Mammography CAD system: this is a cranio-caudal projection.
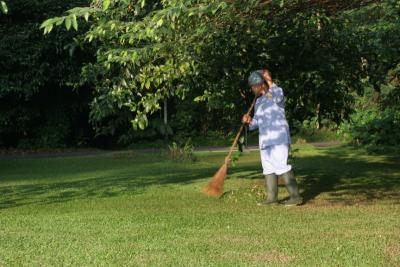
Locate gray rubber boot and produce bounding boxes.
[257,174,278,205]
[281,170,303,206]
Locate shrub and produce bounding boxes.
[167,138,197,162]
[339,106,400,148]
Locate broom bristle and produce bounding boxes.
[203,163,228,197]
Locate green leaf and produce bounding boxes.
[40,19,54,34]
[84,12,89,22]
[145,80,151,89]
[71,14,78,31]
[55,18,64,26]
[1,1,8,14]
[39,20,49,29]
[103,0,110,11]
[156,18,163,27]
[194,96,204,102]
[46,24,53,34]
[138,119,145,130]
[65,17,72,30]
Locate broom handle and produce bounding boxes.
[226,95,257,160]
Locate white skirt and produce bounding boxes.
[260,143,292,175]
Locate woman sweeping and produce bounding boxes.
[242,69,303,206]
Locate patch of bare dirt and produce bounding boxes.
[311,141,342,147]
[386,243,400,266]
[0,148,106,159]
[244,250,296,264]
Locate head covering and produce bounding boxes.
[248,70,264,86]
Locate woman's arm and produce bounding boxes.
[248,116,259,131]
[270,85,284,104]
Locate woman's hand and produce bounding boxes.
[242,114,252,124]
[261,69,273,88]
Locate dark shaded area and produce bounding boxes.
[295,147,400,205]
[0,0,96,149]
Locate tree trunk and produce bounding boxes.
[163,99,168,125]
[316,103,321,130]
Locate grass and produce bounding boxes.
[0,144,399,266]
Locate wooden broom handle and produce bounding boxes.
[226,95,257,160]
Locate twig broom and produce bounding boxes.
[203,96,257,197]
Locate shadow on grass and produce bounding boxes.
[294,146,400,205]
[229,146,400,205]
[0,164,218,209]
[1,146,399,209]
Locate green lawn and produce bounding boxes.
[0,145,399,266]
